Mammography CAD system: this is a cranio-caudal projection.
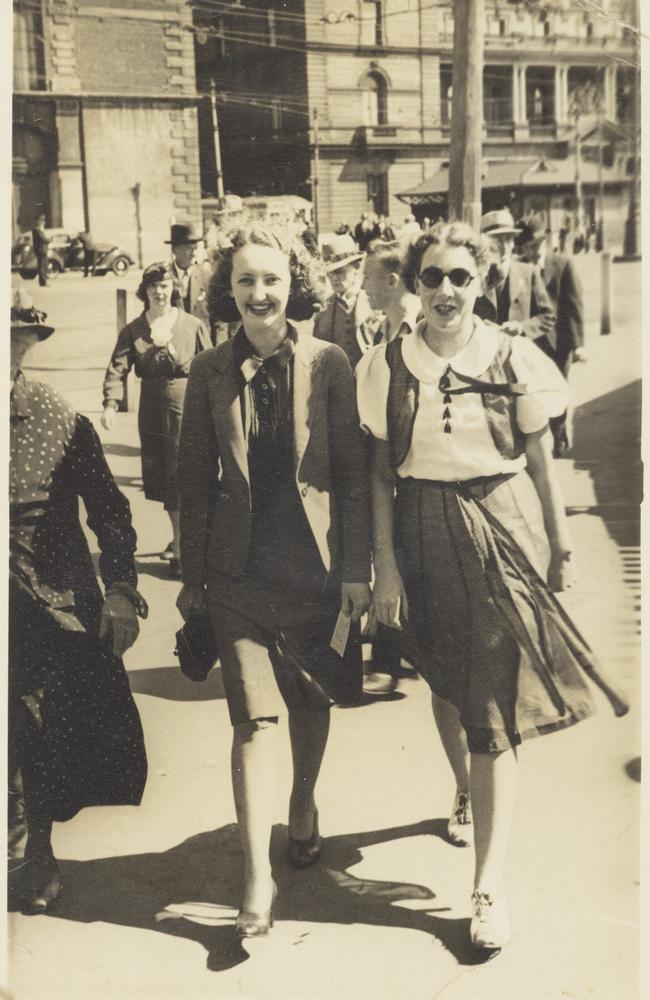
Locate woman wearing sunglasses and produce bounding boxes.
[356,221,626,952]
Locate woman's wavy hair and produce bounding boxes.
[208,222,327,324]
[402,221,490,294]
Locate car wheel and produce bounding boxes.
[47,259,62,276]
[111,256,130,275]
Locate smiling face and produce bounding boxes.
[145,279,174,310]
[230,242,292,336]
[416,243,480,337]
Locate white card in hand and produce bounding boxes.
[330,610,351,658]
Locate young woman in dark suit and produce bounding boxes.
[176,224,371,938]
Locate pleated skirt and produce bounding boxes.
[395,471,627,754]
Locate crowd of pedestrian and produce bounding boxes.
[9,200,628,959]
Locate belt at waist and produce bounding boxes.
[396,472,517,493]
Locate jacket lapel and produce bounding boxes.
[211,346,250,484]
[293,333,314,473]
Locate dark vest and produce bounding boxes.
[385,332,526,470]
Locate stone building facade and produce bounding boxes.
[12,0,202,263]
[191,0,637,248]
[304,0,638,241]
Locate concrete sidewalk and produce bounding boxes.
[6,263,641,1000]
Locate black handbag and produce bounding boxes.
[174,613,219,682]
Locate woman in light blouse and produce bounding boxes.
[101,263,211,577]
[356,221,626,952]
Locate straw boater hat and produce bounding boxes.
[165,221,202,244]
[480,209,522,237]
[322,233,365,272]
[10,287,55,340]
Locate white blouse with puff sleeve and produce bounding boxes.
[355,317,569,482]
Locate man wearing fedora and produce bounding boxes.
[166,221,218,344]
[9,288,147,914]
[313,233,382,370]
[518,216,586,457]
[474,208,555,344]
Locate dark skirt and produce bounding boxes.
[208,485,362,725]
[395,471,627,754]
[138,377,187,510]
[9,605,147,822]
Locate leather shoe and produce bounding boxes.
[22,852,62,914]
[235,880,277,938]
[470,889,510,950]
[287,809,322,869]
[447,789,473,847]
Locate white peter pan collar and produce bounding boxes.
[402,317,499,384]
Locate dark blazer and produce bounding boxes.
[313,290,380,370]
[178,328,371,588]
[541,252,584,369]
[172,260,212,332]
[474,258,555,343]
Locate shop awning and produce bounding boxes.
[398,157,627,206]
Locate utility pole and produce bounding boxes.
[596,72,605,251]
[448,0,484,228]
[623,63,640,258]
[210,79,225,199]
[312,107,320,238]
[571,101,583,247]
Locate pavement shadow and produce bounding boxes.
[102,442,142,458]
[571,380,642,550]
[48,819,488,973]
[135,557,175,580]
[128,665,226,702]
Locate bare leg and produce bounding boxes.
[288,709,330,839]
[431,693,470,792]
[231,719,277,913]
[470,748,518,890]
[168,510,180,558]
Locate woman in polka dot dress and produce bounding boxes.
[9,291,148,915]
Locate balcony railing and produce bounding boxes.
[528,116,556,136]
[484,97,513,133]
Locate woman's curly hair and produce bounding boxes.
[208,222,327,324]
[402,220,490,294]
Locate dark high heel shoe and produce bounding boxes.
[22,853,62,914]
[235,880,277,939]
[287,809,322,869]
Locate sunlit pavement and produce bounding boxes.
[6,260,641,1000]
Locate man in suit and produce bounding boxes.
[474,208,556,344]
[165,222,218,344]
[518,217,586,457]
[313,233,382,370]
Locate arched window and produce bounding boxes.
[361,70,388,126]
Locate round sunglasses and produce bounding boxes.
[418,266,476,290]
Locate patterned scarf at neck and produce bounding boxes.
[234,327,296,440]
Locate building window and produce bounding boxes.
[484,65,513,132]
[440,64,453,126]
[13,1,46,91]
[361,70,388,126]
[367,173,388,215]
[362,1,384,47]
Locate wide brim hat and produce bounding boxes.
[165,222,202,244]
[10,288,55,340]
[480,209,522,237]
[322,233,365,273]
